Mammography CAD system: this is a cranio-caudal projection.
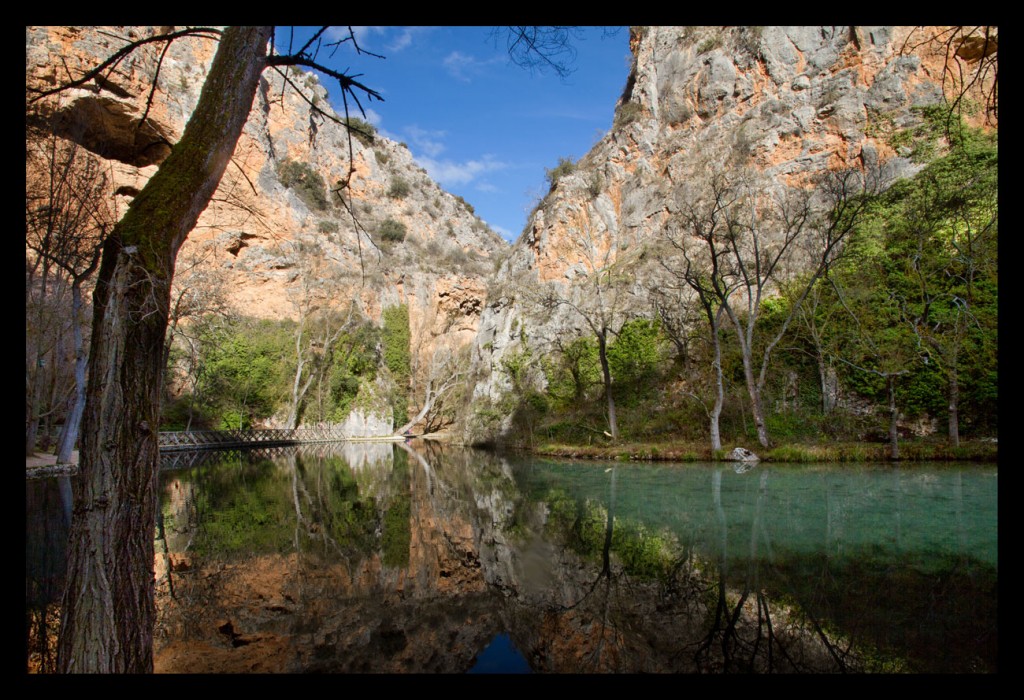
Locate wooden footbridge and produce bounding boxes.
[28,427,402,479]
[157,426,357,452]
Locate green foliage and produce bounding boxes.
[545,337,601,407]
[607,318,666,403]
[378,217,407,243]
[544,156,577,191]
[317,219,338,234]
[193,317,292,429]
[165,313,391,430]
[388,176,411,199]
[500,344,541,392]
[786,119,998,438]
[887,104,979,163]
[324,321,381,422]
[611,520,676,580]
[190,460,296,557]
[381,304,411,425]
[342,116,376,146]
[544,489,676,580]
[381,451,411,566]
[613,101,646,130]
[277,159,328,211]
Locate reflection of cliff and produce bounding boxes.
[338,440,396,471]
[149,446,994,673]
[154,442,511,672]
[152,444,818,672]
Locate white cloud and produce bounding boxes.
[346,26,387,49]
[404,125,447,158]
[415,154,507,187]
[442,51,477,82]
[475,182,499,194]
[441,50,505,82]
[490,224,514,241]
[346,26,429,53]
[387,28,417,51]
[362,107,383,127]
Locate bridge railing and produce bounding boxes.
[158,426,352,452]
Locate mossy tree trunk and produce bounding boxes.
[596,328,619,441]
[57,26,273,673]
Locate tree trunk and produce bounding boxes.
[57,26,272,673]
[26,264,53,456]
[818,357,838,415]
[287,327,308,429]
[948,344,960,448]
[708,313,724,452]
[396,394,435,436]
[597,330,618,440]
[55,281,88,464]
[739,344,769,448]
[888,376,900,461]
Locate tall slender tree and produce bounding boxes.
[30,25,386,673]
[30,25,572,670]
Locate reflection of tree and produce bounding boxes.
[693,469,862,672]
[26,478,72,673]
[542,467,626,671]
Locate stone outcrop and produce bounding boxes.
[726,447,760,463]
[26,27,995,442]
[461,26,994,445]
[26,26,506,432]
[335,377,395,438]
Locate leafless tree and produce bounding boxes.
[899,26,997,129]
[396,344,468,436]
[283,248,360,429]
[28,25,385,673]
[665,161,879,448]
[529,196,644,441]
[26,124,118,461]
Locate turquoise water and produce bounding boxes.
[27,444,997,673]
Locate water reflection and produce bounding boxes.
[26,443,997,673]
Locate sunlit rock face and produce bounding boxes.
[461,25,995,445]
[25,26,506,423]
[25,26,994,442]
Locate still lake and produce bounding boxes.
[26,441,997,673]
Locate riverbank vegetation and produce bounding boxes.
[485,111,997,460]
[26,100,996,466]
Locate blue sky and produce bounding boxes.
[277,27,632,241]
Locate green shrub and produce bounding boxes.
[278,159,328,210]
[381,304,411,426]
[317,219,339,234]
[613,101,646,130]
[343,116,376,146]
[545,156,577,191]
[378,218,407,243]
[388,177,411,199]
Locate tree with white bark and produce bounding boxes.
[663,160,878,448]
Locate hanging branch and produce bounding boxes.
[27,27,223,103]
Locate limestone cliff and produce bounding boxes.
[25,26,995,442]
[26,26,506,432]
[462,25,996,445]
